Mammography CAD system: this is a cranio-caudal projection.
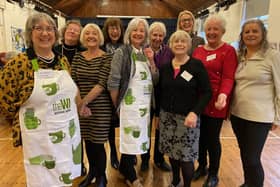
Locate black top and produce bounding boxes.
[158,57,212,116]
[54,43,86,64]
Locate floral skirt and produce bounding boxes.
[159,110,200,162]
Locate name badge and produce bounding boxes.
[206,54,216,61]
[181,70,193,81]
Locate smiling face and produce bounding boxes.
[108,25,121,43]
[242,22,263,49]
[205,19,225,47]
[130,21,146,49]
[64,23,81,46]
[179,13,194,33]
[32,20,56,52]
[169,31,191,56]
[149,27,165,51]
[83,26,100,49]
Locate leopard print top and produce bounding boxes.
[0,48,70,147]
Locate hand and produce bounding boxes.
[215,93,227,110]
[271,124,278,131]
[184,112,198,128]
[154,116,160,129]
[79,105,92,117]
[143,47,154,62]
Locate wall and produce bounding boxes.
[1,1,66,52]
[268,0,280,51]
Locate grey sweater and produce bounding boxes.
[107,44,159,109]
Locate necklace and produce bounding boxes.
[37,55,55,64]
[62,44,77,57]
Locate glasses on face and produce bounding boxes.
[181,18,193,23]
[66,27,80,33]
[33,25,55,33]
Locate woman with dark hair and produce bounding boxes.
[230,19,280,187]
[0,12,82,187]
[102,17,125,170]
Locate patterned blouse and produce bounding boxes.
[0,48,70,147]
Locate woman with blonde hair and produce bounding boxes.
[72,23,113,187]
[176,10,205,54]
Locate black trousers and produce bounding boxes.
[230,115,271,187]
[141,109,165,164]
[119,154,137,182]
[198,115,223,176]
[84,140,107,178]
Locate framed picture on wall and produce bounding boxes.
[11,26,26,52]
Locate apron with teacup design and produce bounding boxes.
[120,52,152,154]
[19,59,81,187]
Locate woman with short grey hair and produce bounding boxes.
[108,17,158,187]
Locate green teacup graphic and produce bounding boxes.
[139,108,148,117]
[49,130,66,144]
[69,119,76,138]
[43,159,56,169]
[42,82,59,96]
[141,142,148,152]
[124,88,136,105]
[29,154,56,169]
[29,155,44,165]
[124,126,132,134]
[140,71,148,80]
[132,127,141,138]
[72,142,82,165]
[24,108,41,130]
[59,172,72,184]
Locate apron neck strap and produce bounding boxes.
[31,58,66,71]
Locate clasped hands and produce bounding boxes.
[78,99,92,117]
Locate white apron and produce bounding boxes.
[120,53,152,154]
[19,59,81,187]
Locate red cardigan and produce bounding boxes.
[193,43,238,118]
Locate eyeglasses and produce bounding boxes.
[33,25,55,33]
[181,18,193,23]
[66,27,80,33]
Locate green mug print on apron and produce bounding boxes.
[59,172,72,184]
[72,142,82,164]
[123,126,141,138]
[69,119,76,138]
[124,88,136,105]
[24,108,41,130]
[139,108,148,117]
[29,154,56,169]
[42,82,59,96]
[141,142,148,152]
[140,71,148,80]
[49,130,66,144]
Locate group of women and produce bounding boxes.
[0,8,279,187]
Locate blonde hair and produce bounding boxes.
[80,23,104,47]
[169,30,192,50]
[176,10,196,32]
[149,22,166,37]
[204,14,226,33]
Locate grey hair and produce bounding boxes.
[123,18,149,46]
[80,23,104,47]
[60,19,82,42]
[203,14,227,33]
[238,19,269,59]
[149,21,167,37]
[169,30,192,50]
[24,12,59,48]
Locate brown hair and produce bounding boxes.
[102,17,124,44]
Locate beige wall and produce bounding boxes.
[268,0,280,51]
